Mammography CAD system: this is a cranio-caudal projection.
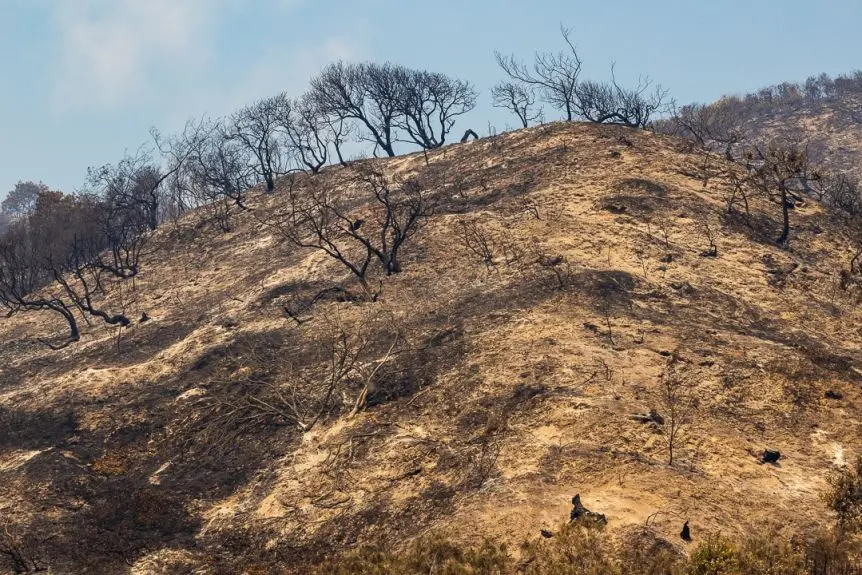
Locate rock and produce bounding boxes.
[762,449,781,464]
[570,494,607,525]
[631,410,664,425]
[826,390,844,400]
[140,312,150,323]
[681,521,691,542]
[670,281,697,296]
[540,529,554,538]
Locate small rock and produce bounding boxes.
[631,410,664,425]
[826,390,844,400]
[762,450,781,464]
[540,529,554,539]
[139,312,150,323]
[681,521,691,542]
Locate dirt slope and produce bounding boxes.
[2,122,862,574]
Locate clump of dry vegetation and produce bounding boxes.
[310,524,862,575]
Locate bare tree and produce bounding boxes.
[88,153,163,232]
[455,219,496,268]
[270,167,432,297]
[654,354,696,466]
[495,26,582,121]
[52,240,132,329]
[309,61,401,157]
[320,109,354,167]
[821,173,862,218]
[89,192,149,279]
[282,95,330,174]
[34,194,134,328]
[666,100,750,160]
[0,189,140,348]
[151,119,214,221]
[394,69,478,149]
[745,141,820,247]
[0,221,81,347]
[184,123,256,230]
[225,94,290,192]
[574,68,672,129]
[492,81,542,128]
[203,310,401,433]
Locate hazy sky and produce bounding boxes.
[2,0,861,198]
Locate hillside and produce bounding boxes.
[743,93,862,180]
[662,74,862,179]
[3,122,862,573]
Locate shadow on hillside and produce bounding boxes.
[634,279,862,381]
[0,404,77,452]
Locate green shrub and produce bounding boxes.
[736,536,806,575]
[687,535,738,575]
[522,523,617,575]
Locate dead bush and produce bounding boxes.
[455,219,497,269]
[615,178,668,197]
[199,310,402,435]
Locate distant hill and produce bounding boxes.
[658,71,862,178]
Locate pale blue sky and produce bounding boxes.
[1,0,861,198]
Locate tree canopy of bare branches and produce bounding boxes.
[283,95,331,174]
[181,121,256,230]
[310,62,401,157]
[270,167,433,298]
[744,141,821,246]
[309,61,476,156]
[492,81,541,128]
[0,188,145,347]
[226,95,291,192]
[663,100,751,160]
[393,69,478,149]
[0,219,82,346]
[495,26,582,122]
[573,69,671,129]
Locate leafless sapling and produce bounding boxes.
[654,354,697,466]
[454,219,496,269]
[699,216,718,257]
